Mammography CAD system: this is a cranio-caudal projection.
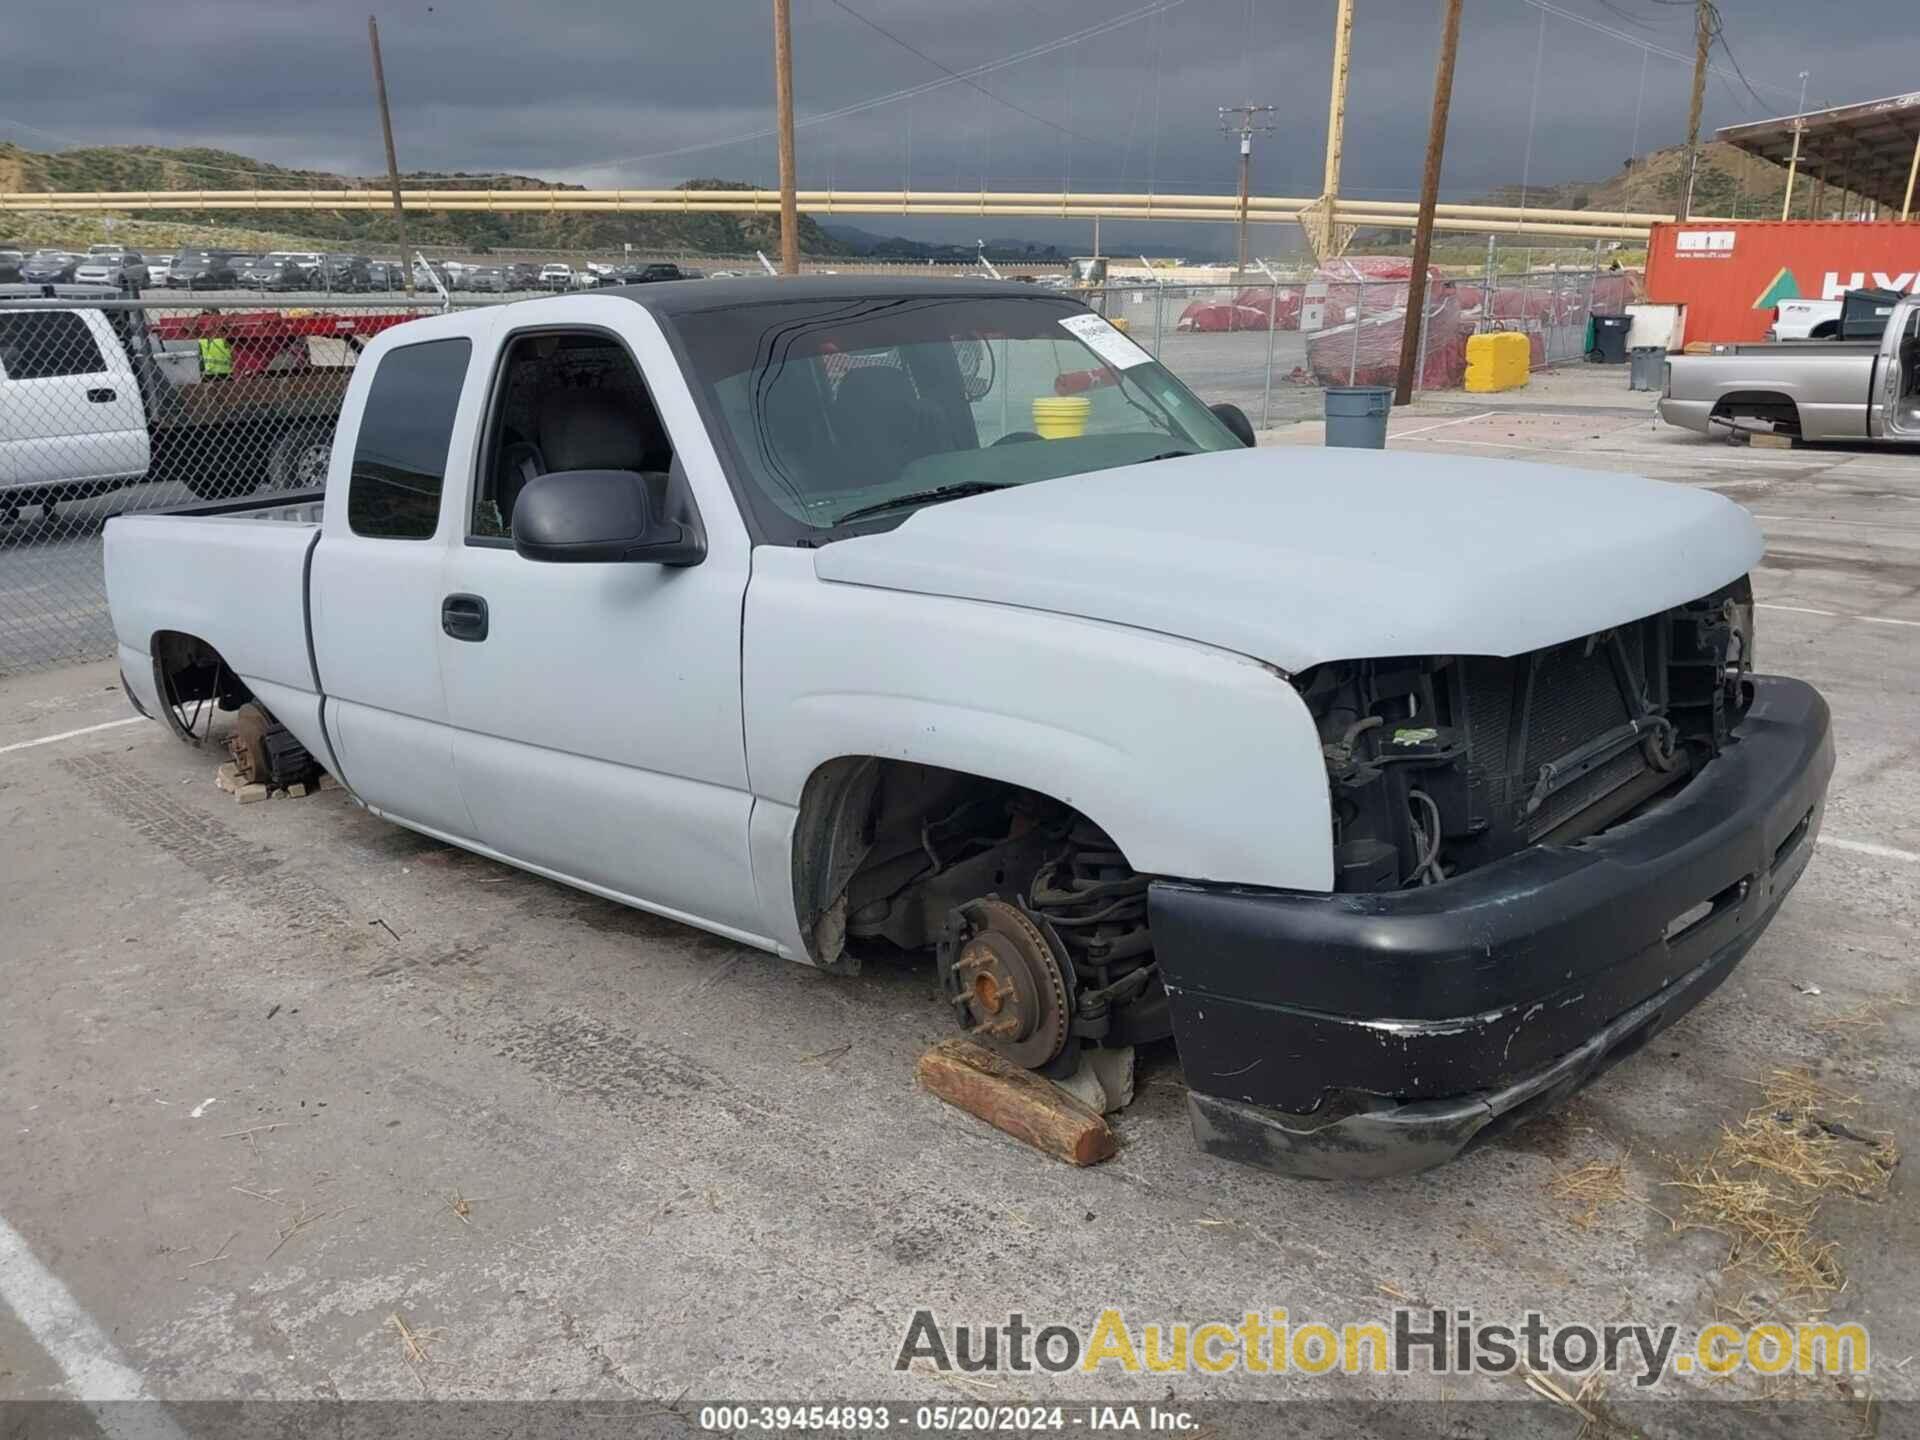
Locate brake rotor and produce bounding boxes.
[945,897,1070,1070]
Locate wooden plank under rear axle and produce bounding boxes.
[916,1038,1117,1167]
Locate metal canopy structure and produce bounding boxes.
[1716,91,1920,221]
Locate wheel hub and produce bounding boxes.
[942,898,1070,1070]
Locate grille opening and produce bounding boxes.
[1772,807,1814,872]
[1665,876,1750,945]
[1664,900,1715,942]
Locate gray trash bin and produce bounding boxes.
[1324,386,1392,448]
[1629,345,1666,392]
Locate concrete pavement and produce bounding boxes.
[0,394,1914,1434]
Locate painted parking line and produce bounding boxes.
[1387,410,1499,440]
[1821,836,1920,866]
[1756,602,1920,629]
[0,1217,185,1436]
[0,716,143,758]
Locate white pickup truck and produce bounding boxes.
[104,278,1833,1178]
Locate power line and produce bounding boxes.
[573,0,1192,174]
[1702,2,1773,113]
[823,0,1100,148]
[1515,0,1799,98]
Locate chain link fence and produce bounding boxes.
[0,294,442,673]
[1,264,1635,674]
[1083,262,1636,428]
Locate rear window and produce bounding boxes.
[0,311,108,380]
[348,338,472,539]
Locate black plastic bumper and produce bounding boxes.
[1150,676,1833,1181]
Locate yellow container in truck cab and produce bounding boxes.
[1464,331,1530,393]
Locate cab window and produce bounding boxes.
[347,338,471,539]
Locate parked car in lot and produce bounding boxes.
[1660,292,1920,445]
[73,250,151,290]
[502,262,540,291]
[240,254,314,291]
[318,254,372,292]
[539,263,574,290]
[365,260,399,291]
[100,278,1833,1179]
[21,251,83,284]
[168,250,242,290]
[147,253,174,286]
[463,266,509,293]
[0,250,26,284]
[623,262,685,284]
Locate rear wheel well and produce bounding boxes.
[150,630,251,743]
[1711,390,1802,436]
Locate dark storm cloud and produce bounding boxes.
[3,0,1912,249]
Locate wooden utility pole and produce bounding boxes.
[367,15,414,297]
[1218,104,1275,278]
[772,0,800,275]
[1680,0,1711,219]
[1393,0,1462,407]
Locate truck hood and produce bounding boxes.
[811,446,1762,673]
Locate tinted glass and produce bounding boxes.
[348,338,472,539]
[0,311,108,380]
[669,294,1240,542]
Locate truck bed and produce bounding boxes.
[105,509,322,712]
[1715,340,1878,357]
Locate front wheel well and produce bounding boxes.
[789,757,1133,974]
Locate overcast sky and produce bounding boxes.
[4,0,1912,252]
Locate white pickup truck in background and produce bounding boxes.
[1770,297,1842,341]
[0,285,354,521]
[103,277,1833,1178]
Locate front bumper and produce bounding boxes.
[1150,676,1833,1180]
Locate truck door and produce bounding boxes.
[435,300,765,943]
[309,326,490,841]
[1870,300,1920,440]
[0,308,150,494]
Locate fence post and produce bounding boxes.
[1414,280,1431,396]
[1261,281,1278,429]
[1584,240,1601,361]
[1483,234,1497,332]
[1349,283,1363,386]
[1153,284,1164,356]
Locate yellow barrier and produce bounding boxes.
[1465,331,1530,393]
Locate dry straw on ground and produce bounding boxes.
[1549,1160,1630,1230]
[1664,1069,1897,1309]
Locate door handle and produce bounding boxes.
[441,593,489,642]
[86,387,117,403]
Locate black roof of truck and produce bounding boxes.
[605,274,1045,316]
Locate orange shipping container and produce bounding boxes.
[1644,220,1920,345]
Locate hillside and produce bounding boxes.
[1478,140,1803,221]
[0,143,847,256]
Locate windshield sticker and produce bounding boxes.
[1059,312,1154,370]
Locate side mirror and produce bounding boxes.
[1210,402,1257,448]
[512,469,705,566]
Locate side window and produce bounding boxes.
[471,330,673,540]
[0,312,108,380]
[348,338,472,540]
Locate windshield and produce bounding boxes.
[669,293,1240,541]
